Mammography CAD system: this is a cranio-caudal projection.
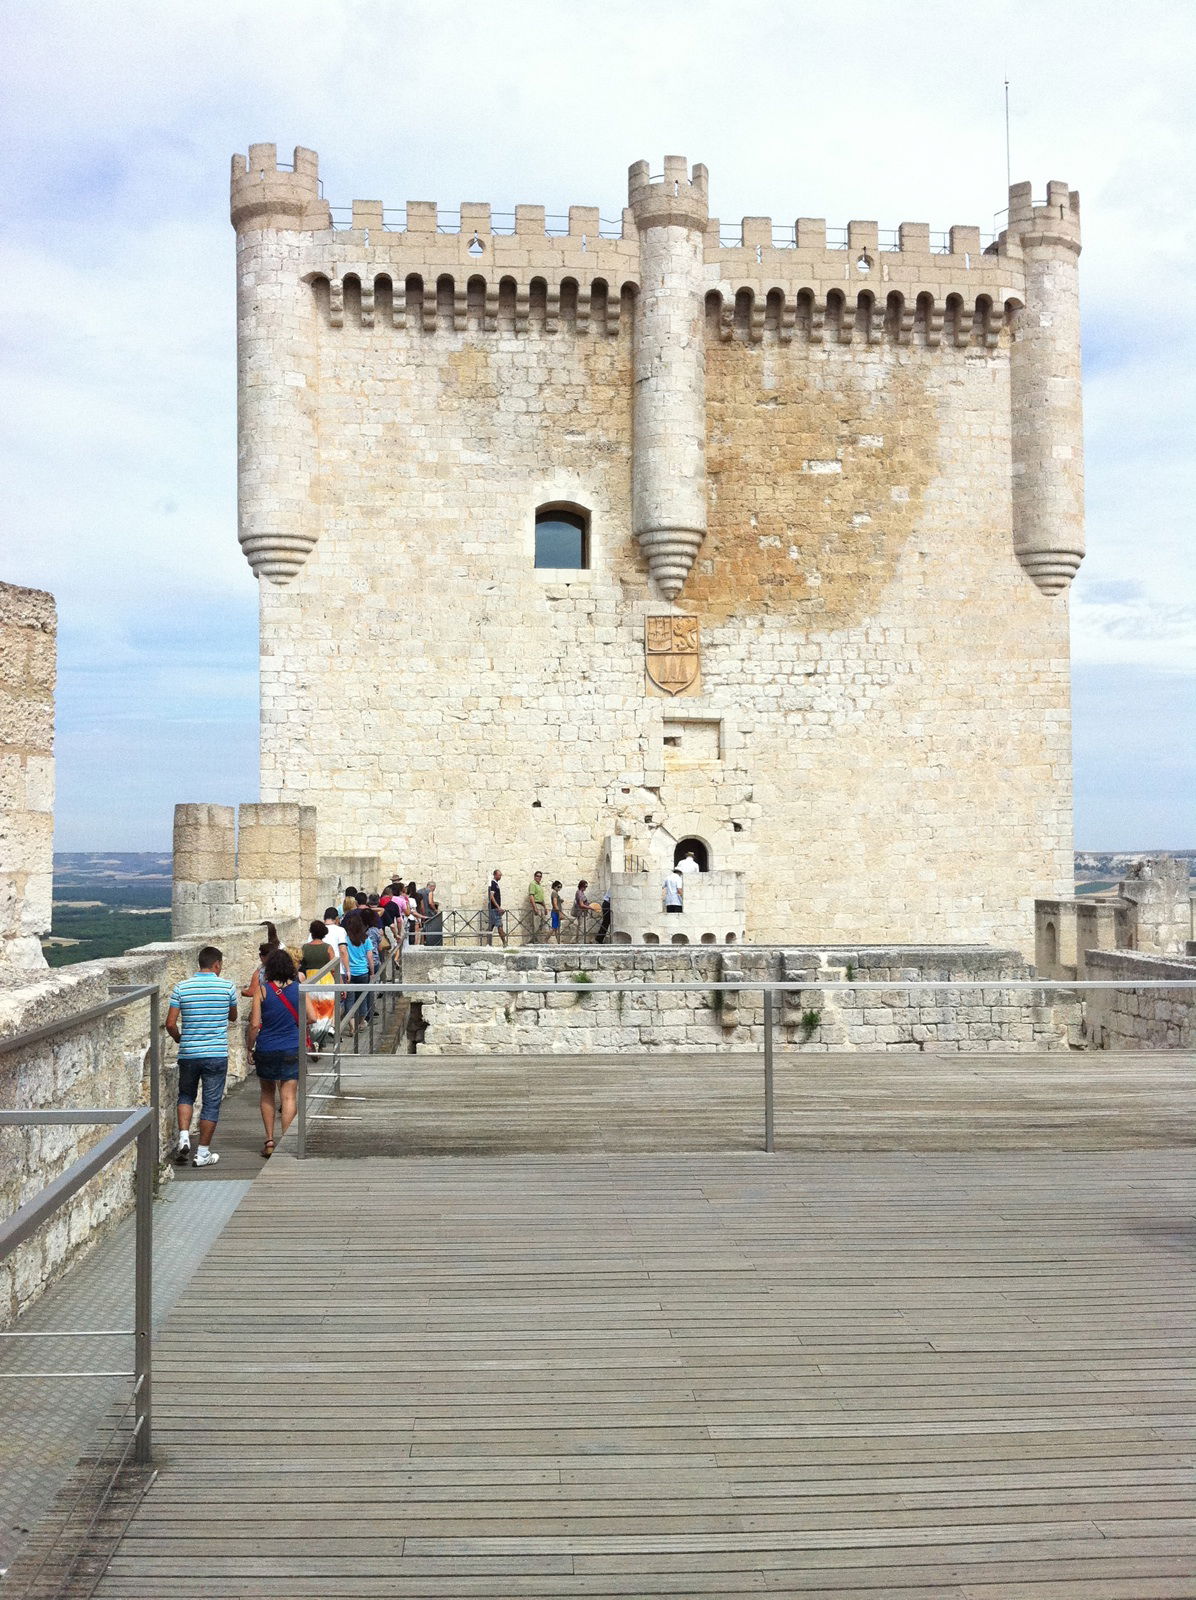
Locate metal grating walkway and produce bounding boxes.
[0,1180,250,1578]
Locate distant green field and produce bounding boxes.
[43,901,172,967]
[50,881,172,909]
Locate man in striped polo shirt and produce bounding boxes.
[165,946,239,1168]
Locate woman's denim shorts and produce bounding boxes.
[254,1050,299,1083]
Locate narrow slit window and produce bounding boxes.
[534,508,589,570]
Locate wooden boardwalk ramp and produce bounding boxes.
[89,1089,1196,1597]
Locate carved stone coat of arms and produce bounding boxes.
[645,616,700,696]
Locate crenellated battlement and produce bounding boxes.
[231,143,331,233]
[1004,179,1081,255]
[628,155,710,233]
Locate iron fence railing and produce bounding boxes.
[430,907,606,946]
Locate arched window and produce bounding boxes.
[534,506,589,570]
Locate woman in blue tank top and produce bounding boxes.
[248,947,314,1157]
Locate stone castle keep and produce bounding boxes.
[228,144,1086,951]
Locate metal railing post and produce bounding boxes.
[148,988,161,1173]
[133,1121,153,1464]
[332,981,341,1091]
[763,988,775,1154]
[297,1046,307,1159]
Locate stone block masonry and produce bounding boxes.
[404,945,1072,1056]
[172,800,317,937]
[232,147,1084,957]
[0,581,55,973]
[1081,950,1195,1051]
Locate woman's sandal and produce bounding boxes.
[261,1139,275,1159]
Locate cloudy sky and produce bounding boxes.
[1,0,1192,851]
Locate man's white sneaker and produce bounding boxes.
[173,1140,192,1166]
[192,1149,220,1168]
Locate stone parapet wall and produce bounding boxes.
[1080,951,1195,1052]
[0,917,299,1327]
[405,945,1071,1056]
[610,870,745,945]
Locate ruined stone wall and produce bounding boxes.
[1117,856,1193,956]
[404,945,1070,1056]
[0,582,55,973]
[1081,951,1195,1052]
[0,917,299,1327]
[236,148,1081,956]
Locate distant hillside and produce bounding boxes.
[53,851,172,884]
[1075,851,1194,877]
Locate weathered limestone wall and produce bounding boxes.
[1081,951,1195,1052]
[172,801,318,937]
[1117,856,1193,956]
[172,803,238,936]
[235,149,1081,957]
[404,945,1070,1056]
[1035,897,1132,981]
[0,582,55,973]
[1034,855,1192,980]
[0,917,299,1328]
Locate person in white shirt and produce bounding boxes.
[321,907,351,979]
[663,870,684,913]
[676,851,701,874]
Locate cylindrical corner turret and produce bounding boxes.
[1006,179,1085,596]
[230,143,330,233]
[231,144,326,585]
[629,157,709,601]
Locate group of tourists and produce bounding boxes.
[167,860,659,1168]
[168,877,439,1169]
[486,868,611,946]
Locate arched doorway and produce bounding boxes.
[674,837,709,872]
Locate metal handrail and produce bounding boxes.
[291,939,404,1156]
[0,983,162,1168]
[435,907,604,946]
[0,1106,154,1464]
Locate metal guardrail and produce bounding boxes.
[0,1105,155,1596]
[292,939,404,1158]
[290,976,1196,1162]
[436,907,605,946]
[0,985,162,1482]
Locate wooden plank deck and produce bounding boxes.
[94,1142,1196,1598]
[310,1048,1196,1156]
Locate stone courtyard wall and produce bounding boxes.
[1081,951,1195,1051]
[0,918,298,1328]
[404,945,1071,1056]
